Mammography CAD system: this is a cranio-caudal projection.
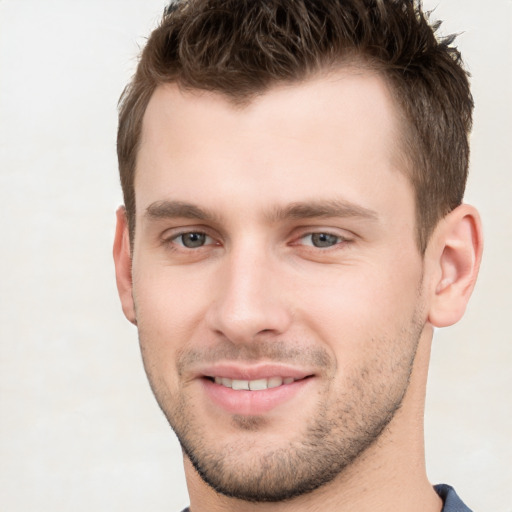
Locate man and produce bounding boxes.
[113,0,483,510]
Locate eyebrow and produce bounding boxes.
[265,199,379,223]
[145,200,221,222]
[144,198,378,224]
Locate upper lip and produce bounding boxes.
[197,363,314,381]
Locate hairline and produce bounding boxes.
[127,60,428,254]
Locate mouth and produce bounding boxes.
[199,367,315,415]
[204,375,309,391]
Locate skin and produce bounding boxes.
[114,69,483,512]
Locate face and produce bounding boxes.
[125,70,429,502]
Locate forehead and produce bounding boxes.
[135,68,412,225]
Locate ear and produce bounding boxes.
[113,206,137,325]
[427,204,483,327]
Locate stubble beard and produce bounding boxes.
[139,313,425,503]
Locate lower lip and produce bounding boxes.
[201,378,311,415]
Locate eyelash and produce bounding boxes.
[296,232,350,249]
[162,229,351,252]
[165,231,217,250]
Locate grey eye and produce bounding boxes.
[179,232,207,248]
[310,233,340,248]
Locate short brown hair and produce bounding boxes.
[117,0,473,252]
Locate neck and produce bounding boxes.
[184,328,442,512]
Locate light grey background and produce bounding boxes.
[0,1,510,510]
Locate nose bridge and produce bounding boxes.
[207,238,290,343]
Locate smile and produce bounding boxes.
[210,376,300,391]
[201,372,314,415]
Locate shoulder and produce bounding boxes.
[435,484,473,512]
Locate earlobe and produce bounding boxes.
[113,206,137,325]
[427,204,483,328]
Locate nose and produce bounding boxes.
[205,243,292,344]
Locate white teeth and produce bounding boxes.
[212,376,298,390]
[267,377,283,388]
[248,378,268,391]
[221,377,232,388]
[232,379,250,390]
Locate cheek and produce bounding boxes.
[132,268,213,382]
[295,256,424,355]
[134,263,211,328]
[299,269,424,412]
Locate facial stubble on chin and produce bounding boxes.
[176,376,408,503]
[137,306,425,505]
